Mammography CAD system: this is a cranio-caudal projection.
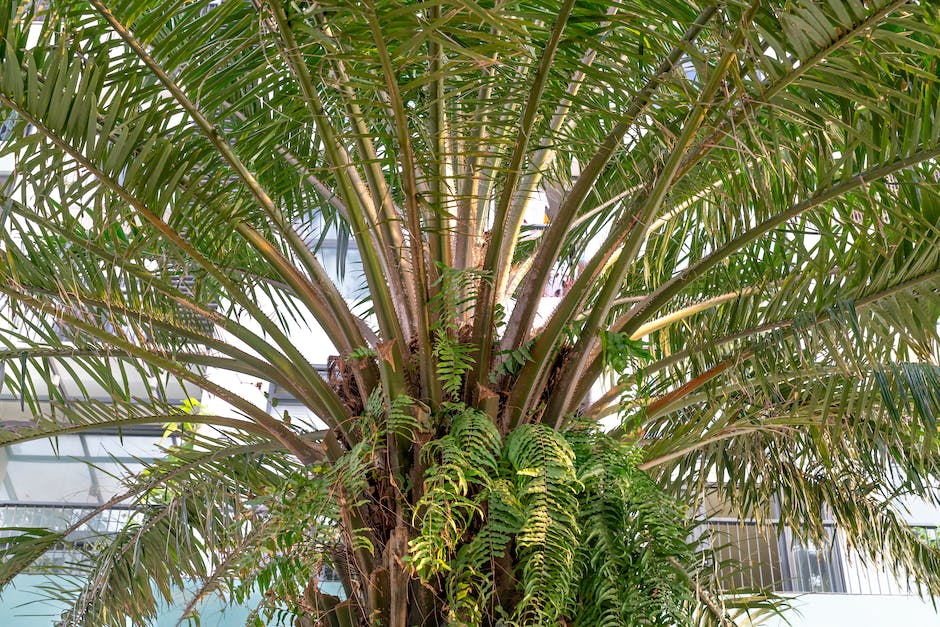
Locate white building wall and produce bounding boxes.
[767,594,940,626]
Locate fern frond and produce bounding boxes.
[504,424,580,625]
[434,330,477,399]
[566,428,694,626]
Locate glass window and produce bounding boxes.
[5,460,97,503]
[85,434,163,460]
[781,532,846,593]
[268,382,329,432]
[702,488,846,593]
[0,433,159,505]
[9,438,85,457]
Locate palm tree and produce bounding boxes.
[0,0,939,624]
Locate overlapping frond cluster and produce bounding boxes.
[410,414,743,625]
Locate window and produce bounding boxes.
[784,533,845,593]
[0,430,163,505]
[267,378,330,432]
[701,490,846,593]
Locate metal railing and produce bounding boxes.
[0,502,135,570]
[705,519,939,596]
[3,503,935,595]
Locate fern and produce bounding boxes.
[565,428,693,626]
[447,404,502,473]
[430,265,489,399]
[411,420,717,626]
[504,424,581,625]
[434,329,476,399]
[491,339,536,381]
[433,264,490,331]
[440,410,513,623]
[346,345,378,360]
[386,393,418,440]
[448,476,523,624]
[408,406,504,621]
[601,330,651,387]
